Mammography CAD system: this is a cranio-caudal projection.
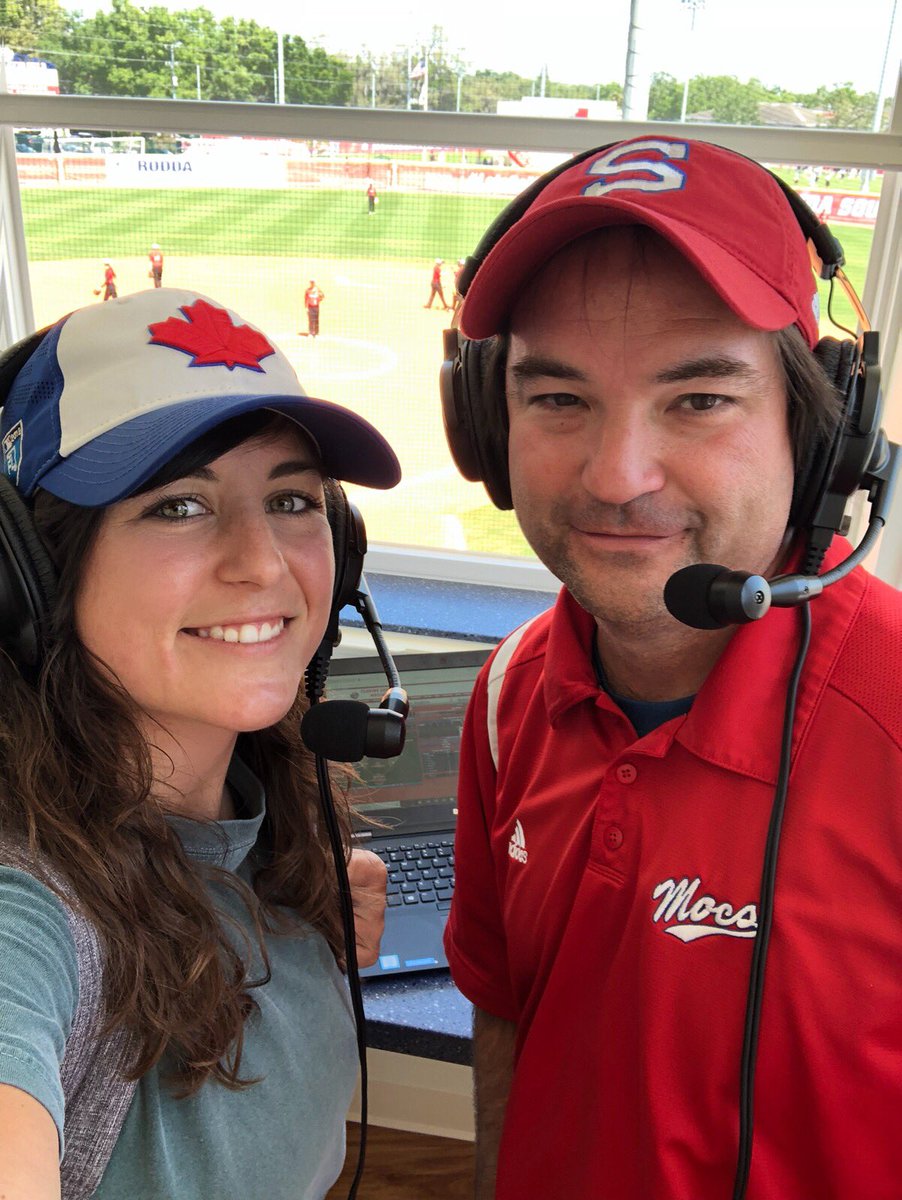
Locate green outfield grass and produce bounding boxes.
[20,184,875,309]
[19,183,879,560]
[20,187,509,263]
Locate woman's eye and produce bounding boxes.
[267,492,321,514]
[152,496,205,519]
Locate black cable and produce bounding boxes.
[732,603,812,1199]
[315,752,369,1200]
[825,277,858,340]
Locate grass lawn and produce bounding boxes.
[19,183,879,560]
[21,184,875,320]
[20,187,509,264]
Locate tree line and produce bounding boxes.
[1,0,887,129]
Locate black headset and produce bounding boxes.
[0,327,369,683]
[439,141,885,571]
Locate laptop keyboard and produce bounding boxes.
[376,839,456,911]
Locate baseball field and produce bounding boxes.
[19,185,875,557]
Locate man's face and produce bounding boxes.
[505,228,796,629]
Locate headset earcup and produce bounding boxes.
[305,480,365,703]
[324,478,364,620]
[441,330,513,508]
[790,338,855,530]
[0,476,58,673]
[462,337,512,510]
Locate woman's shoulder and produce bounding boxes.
[0,854,78,969]
[0,857,82,1154]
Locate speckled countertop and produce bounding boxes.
[362,970,473,1066]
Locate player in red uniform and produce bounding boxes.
[366,181,378,214]
[148,243,164,288]
[441,137,902,1200]
[303,281,325,338]
[424,259,451,310]
[94,260,117,302]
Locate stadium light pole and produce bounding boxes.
[622,0,652,119]
[861,0,898,185]
[872,0,898,131]
[168,42,181,101]
[276,31,285,105]
[679,0,704,122]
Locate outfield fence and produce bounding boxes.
[15,152,883,226]
[15,151,548,198]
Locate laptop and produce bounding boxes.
[326,647,491,978]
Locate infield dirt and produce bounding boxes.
[28,253,515,550]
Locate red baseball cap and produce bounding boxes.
[460,136,821,348]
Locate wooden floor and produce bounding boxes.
[326,1123,474,1199]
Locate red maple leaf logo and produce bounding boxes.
[147,298,275,371]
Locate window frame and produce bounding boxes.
[2,88,900,588]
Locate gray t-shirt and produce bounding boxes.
[0,758,358,1199]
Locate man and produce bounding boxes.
[443,137,901,1200]
[148,242,164,287]
[425,258,451,310]
[304,279,325,338]
[366,179,378,213]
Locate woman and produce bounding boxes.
[0,288,401,1199]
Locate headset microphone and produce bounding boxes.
[301,573,409,762]
[665,437,899,630]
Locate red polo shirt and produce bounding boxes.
[445,540,902,1199]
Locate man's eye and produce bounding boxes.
[680,393,730,412]
[532,392,581,409]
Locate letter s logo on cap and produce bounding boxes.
[583,139,689,197]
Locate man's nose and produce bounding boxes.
[580,416,667,507]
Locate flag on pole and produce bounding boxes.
[417,80,428,107]
[409,57,426,79]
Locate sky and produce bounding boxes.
[65,0,902,98]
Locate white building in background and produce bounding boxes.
[496,96,621,120]
[0,50,60,96]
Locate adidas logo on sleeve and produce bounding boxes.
[508,820,528,864]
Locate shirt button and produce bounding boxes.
[605,824,624,850]
[616,763,637,784]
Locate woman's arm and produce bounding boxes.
[0,1084,61,1200]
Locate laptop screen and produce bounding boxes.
[326,648,491,837]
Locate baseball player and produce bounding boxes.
[94,260,117,302]
[424,259,451,310]
[148,243,164,288]
[303,280,325,338]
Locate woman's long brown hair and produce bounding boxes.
[0,413,351,1096]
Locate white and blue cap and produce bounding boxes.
[0,288,402,506]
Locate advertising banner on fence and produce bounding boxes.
[104,153,287,188]
[14,153,883,226]
[797,189,881,226]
